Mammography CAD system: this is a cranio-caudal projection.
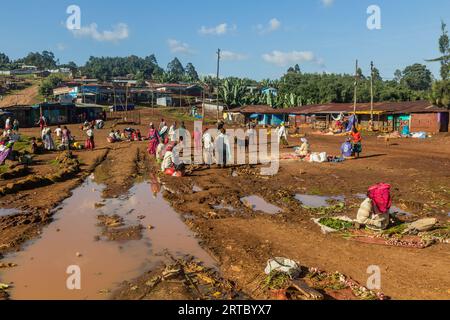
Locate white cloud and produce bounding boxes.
[256,18,282,34]
[199,23,236,36]
[269,18,282,31]
[167,39,194,54]
[71,23,129,43]
[262,50,322,67]
[221,51,248,61]
[321,0,335,7]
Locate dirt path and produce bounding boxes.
[0,84,40,107]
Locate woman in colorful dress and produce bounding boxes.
[61,126,71,150]
[85,126,95,150]
[147,123,160,156]
[350,126,362,158]
[42,126,55,151]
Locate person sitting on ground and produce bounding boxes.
[30,137,40,154]
[135,129,142,141]
[356,184,391,231]
[161,143,176,172]
[341,138,354,159]
[155,140,166,163]
[295,138,310,157]
[107,129,117,143]
[114,130,122,141]
[121,130,129,141]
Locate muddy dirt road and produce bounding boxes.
[1,109,449,300]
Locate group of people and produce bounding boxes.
[4,117,20,132]
[294,126,362,162]
[0,129,18,165]
[340,126,363,159]
[107,128,142,143]
[144,118,235,177]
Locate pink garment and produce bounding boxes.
[194,131,202,150]
[368,183,392,214]
[147,129,159,156]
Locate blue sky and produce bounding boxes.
[1,0,449,80]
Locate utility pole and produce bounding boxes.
[353,59,358,114]
[370,61,374,123]
[216,48,221,121]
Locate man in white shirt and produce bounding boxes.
[54,125,62,140]
[277,122,288,146]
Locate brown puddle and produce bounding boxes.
[240,196,281,214]
[0,176,214,300]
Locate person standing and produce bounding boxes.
[168,122,177,142]
[4,117,11,130]
[193,127,202,151]
[61,126,71,150]
[147,123,160,156]
[216,128,231,169]
[54,125,62,142]
[277,122,289,146]
[202,128,214,168]
[85,126,95,151]
[38,115,47,131]
[12,119,19,132]
[351,126,362,158]
[159,121,169,142]
[159,118,166,131]
[42,126,55,151]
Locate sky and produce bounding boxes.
[1,0,449,80]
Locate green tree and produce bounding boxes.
[401,64,433,91]
[0,53,11,70]
[371,67,382,82]
[429,80,450,107]
[219,78,247,107]
[17,51,58,70]
[134,71,146,87]
[438,21,450,80]
[185,62,199,82]
[167,58,185,82]
[394,69,403,83]
[39,74,65,98]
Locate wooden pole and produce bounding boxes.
[353,59,358,114]
[370,61,374,122]
[216,48,221,121]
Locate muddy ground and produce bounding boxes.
[1,108,449,300]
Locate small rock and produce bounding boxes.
[76,252,82,257]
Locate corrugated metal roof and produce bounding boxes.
[237,101,448,115]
